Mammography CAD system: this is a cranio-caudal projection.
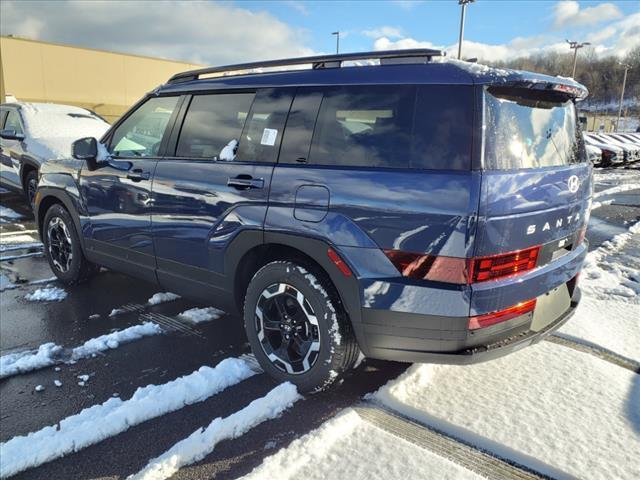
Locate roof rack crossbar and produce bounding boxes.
[167,49,444,84]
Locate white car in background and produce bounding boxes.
[0,100,110,209]
[583,133,624,167]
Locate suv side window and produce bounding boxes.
[4,110,24,135]
[412,86,473,170]
[308,85,415,168]
[279,90,323,164]
[110,96,179,157]
[235,89,293,163]
[176,93,255,160]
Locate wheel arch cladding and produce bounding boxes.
[230,231,368,354]
[36,189,85,250]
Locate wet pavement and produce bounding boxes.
[1,165,639,479]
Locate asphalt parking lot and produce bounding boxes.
[1,165,639,479]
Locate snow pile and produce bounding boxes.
[130,382,301,480]
[0,323,163,379]
[25,287,67,302]
[147,292,180,305]
[19,103,110,160]
[70,322,162,359]
[241,409,483,480]
[593,183,640,199]
[0,274,17,291]
[579,221,640,302]
[0,206,23,221]
[373,342,640,480]
[109,308,126,317]
[0,343,63,379]
[0,357,257,477]
[219,139,238,161]
[178,307,225,323]
[0,242,43,253]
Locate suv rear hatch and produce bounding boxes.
[470,85,592,327]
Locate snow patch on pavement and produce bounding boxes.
[0,273,17,291]
[130,382,301,480]
[0,343,63,379]
[71,322,162,358]
[147,292,180,305]
[25,287,67,302]
[580,221,640,302]
[593,183,640,199]
[0,323,162,379]
[373,342,640,480]
[178,307,225,323]
[0,206,23,221]
[241,409,483,480]
[0,242,42,253]
[0,357,257,477]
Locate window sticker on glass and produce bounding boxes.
[261,128,278,146]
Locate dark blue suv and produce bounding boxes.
[35,50,592,392]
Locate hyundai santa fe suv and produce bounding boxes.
[35,49,592,392]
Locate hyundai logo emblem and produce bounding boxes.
[567,175,580,193]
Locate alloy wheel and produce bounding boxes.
[47,217,73,273]
[255,283,321,374]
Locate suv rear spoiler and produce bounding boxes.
[167,49,444,84]
[488,79,589,102]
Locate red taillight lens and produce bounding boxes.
[470,246,540,283]
[468,299,537,330]
[383,250,468,284]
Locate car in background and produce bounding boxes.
[585,144,602,165]
[0,101,110,209]
[589,133,639,164]
[583,134,623,167]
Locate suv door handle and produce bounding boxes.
[227,176,264,190]
[127,168,150,182]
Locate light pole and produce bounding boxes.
[616,63,632,132]
[567,40,590,78]
[457,0,475,60]
[332,31,340,54]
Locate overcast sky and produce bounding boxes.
[0,1,638,65]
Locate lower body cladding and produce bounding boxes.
[357,244,586,364]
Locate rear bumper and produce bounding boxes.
[362,286,581,365]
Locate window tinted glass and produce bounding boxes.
[111,96,178,157]
[5,111,24,135]
[308,86,414,168]
[176,93,255,160]
[236,89,293,163]
[412,86,473,170]
[484,88,583,170]
[279,90,323,164]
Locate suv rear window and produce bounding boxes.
[303,85,473,170]
[484,87,585,170]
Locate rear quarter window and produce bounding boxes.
[297,85,474,170]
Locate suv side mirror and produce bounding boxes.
[72,137,99,169]
[0,129,25,141]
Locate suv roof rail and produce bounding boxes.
[167,48,444,84]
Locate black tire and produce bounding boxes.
[24,170,38,211]
[42,204,98,285]
[244,260,359,393]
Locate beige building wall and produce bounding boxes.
[0,36,203,123]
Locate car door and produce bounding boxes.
[151,88,293,303]
[79,95,181,282]
[0,109,26,189]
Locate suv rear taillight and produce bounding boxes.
[384,245,541,284]
[469,246,540,283]
[468,299,537,330]
[382,250,467,284]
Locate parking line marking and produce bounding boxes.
[546,335,640,374]
[355,402,554,480]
